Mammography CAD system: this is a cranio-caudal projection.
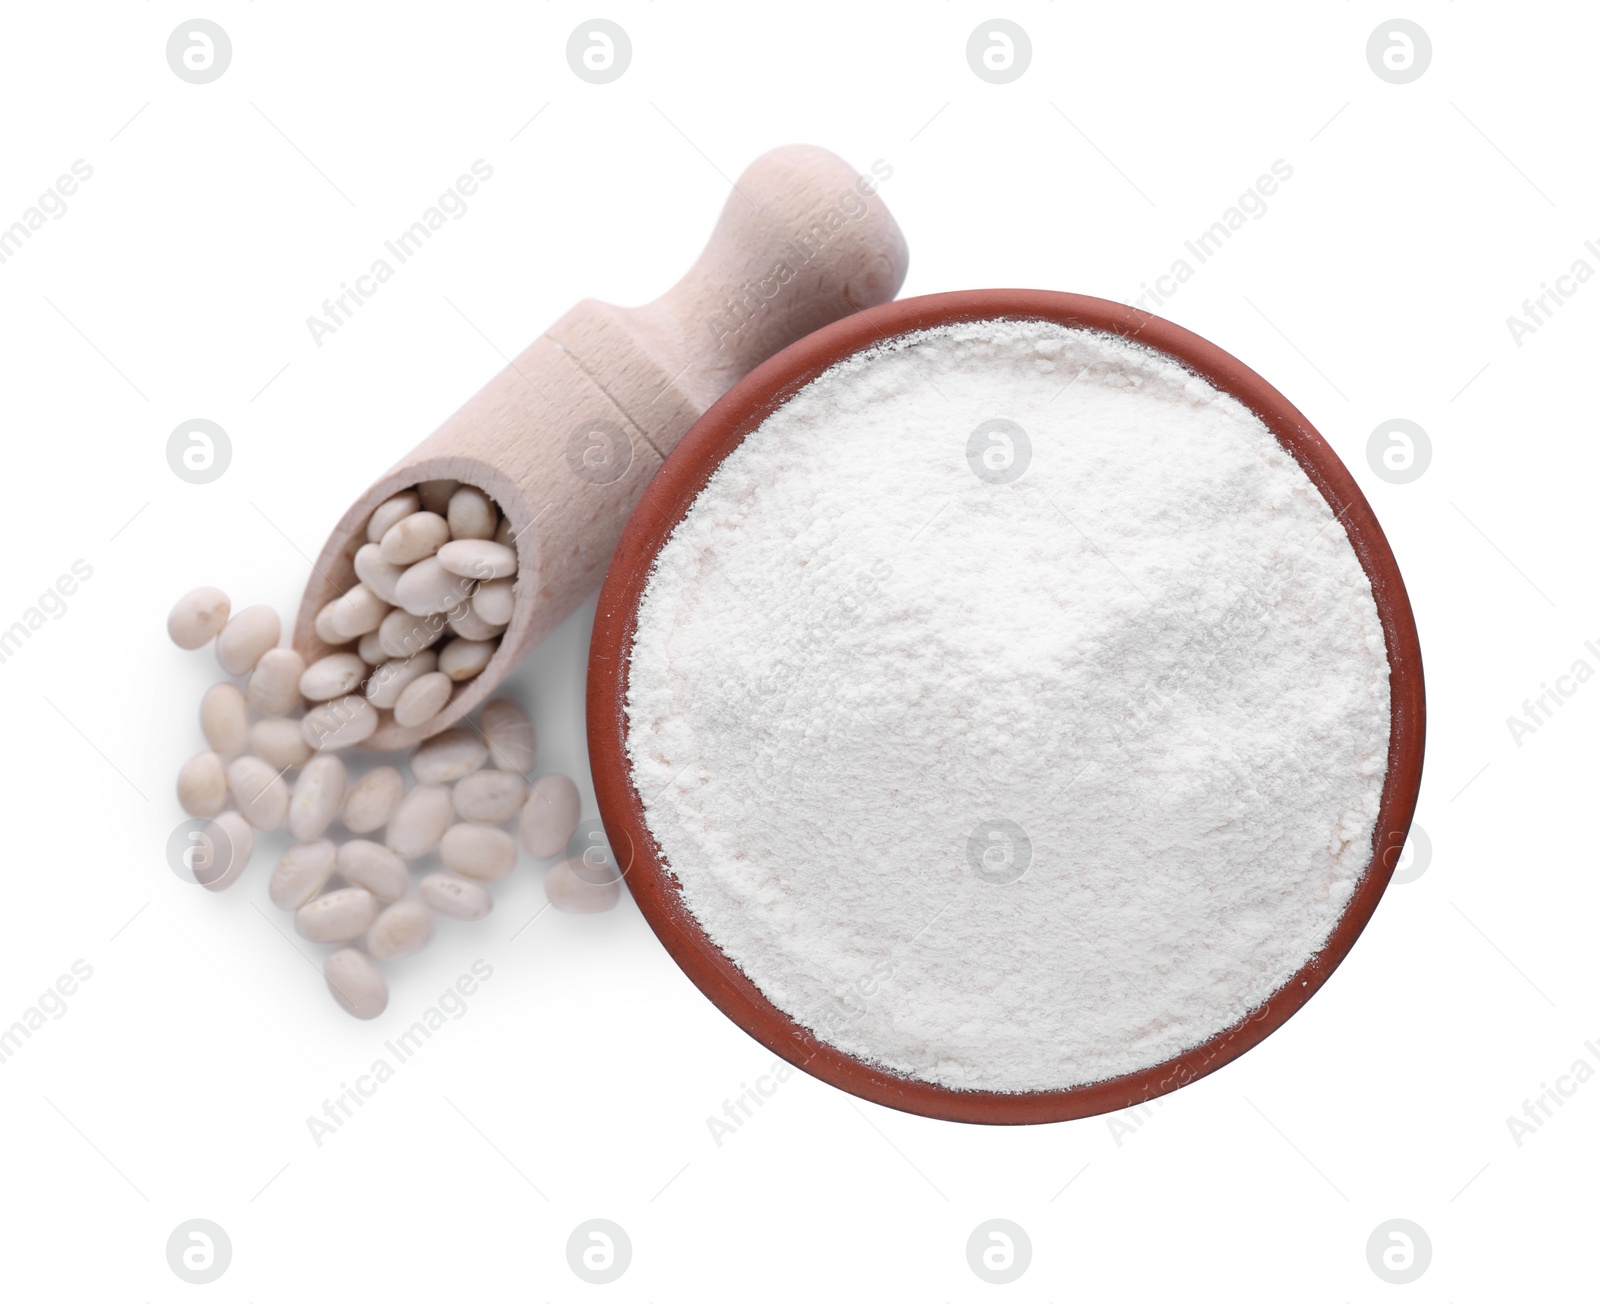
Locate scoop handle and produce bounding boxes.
[293,145,909,750]
[547,144,908,460]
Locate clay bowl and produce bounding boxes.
[587,289,1426,1125]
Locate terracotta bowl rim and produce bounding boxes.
[586,288,1426,1125]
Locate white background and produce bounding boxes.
[0,1,1593,1298]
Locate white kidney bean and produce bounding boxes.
[226,755,290,831]
[545,856,622,913]
[366,491,420,543]
[327,583,389,640]
[343,765,405,834]
[410,728,487,784]
[437,539,517,580]
[296,887,378,942]
[446,485,497,540]
[386,783,453,857]
[216,604,281,676]
[395,557,469,616]
[353,543,406,605]
[250,717,313,770]
[270,839,335,909]
[472,577,515,627]
[289,753,347,840]
[394,671,453,727]
[300,652,368,702]
[200,682,250,756]
[440,823,517,882]
[378,607,447,660]
[167,586,230,649]
[176,751,227,817]
[446,601,502,642]
[314,599,345,645]
[302,695,378,751]
[247,647,305,717]
[519,774,581,856]
[357,629,385,664]
[366,899,434,961]
[336,839,410,902]
[365,651,438,709]
[326,947,388,1020]
[438,638,495,682]
[453,770,527,824]
[482,698,536,772]
[197,811,255,891]
[416,478,460,515]
[380,511,450,565]
[419,873,493,920]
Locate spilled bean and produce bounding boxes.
[168,586,230,649]
[200,682,250,757]
[453,770,526,824]
[440,823,517,882]
[519,774,580,856]
[176,751,227,818]
[410,728,487,784]
[289,753,347,840]
[386,783,453,857]
[336,839,410,902]
[343,765,405,834]
[326,947,388,1019]
[296,887,378,942]
[366,899,434,961]
[248,647,306,716]
[216,604,281,676]
[482,698,536,772]
[270,839,336,909]
[250,717,313,770]
[226,755,290,831]
[419,873,492,921]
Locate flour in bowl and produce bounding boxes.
[625,319,1390,1093]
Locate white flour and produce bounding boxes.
[625,319,1390,1093]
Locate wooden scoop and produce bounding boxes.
[291,145,909,749]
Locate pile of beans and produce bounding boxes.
[305,478,521,747]
[166,488,619,1021]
